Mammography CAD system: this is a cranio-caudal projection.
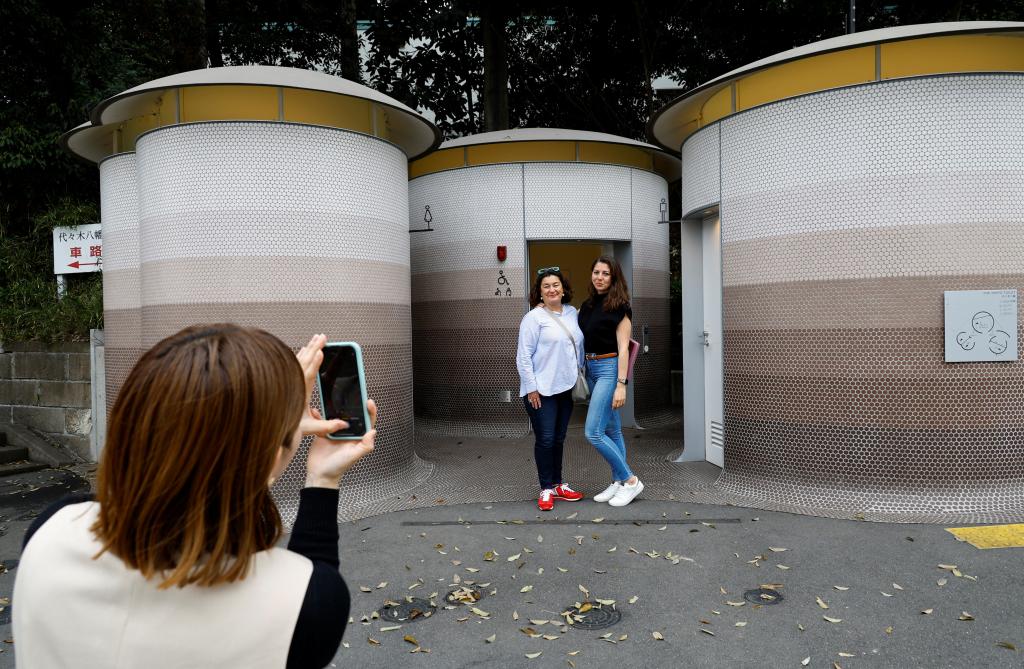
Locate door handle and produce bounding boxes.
[701,330,711,347]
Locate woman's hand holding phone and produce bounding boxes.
[296,335,377,489]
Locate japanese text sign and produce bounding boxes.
[53,224,102,275]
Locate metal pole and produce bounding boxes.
[56,274,67,300]
[848,0,856,34]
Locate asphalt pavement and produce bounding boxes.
[0,470,1020,668]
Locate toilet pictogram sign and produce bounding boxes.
[494,270,512,297]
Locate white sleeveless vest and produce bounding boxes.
[14,502,313,669]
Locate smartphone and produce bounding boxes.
[316,342,371,440]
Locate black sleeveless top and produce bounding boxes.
[578,293,632,354]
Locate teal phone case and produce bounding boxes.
[315,341,371,441]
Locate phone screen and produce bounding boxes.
[318,345,366,438]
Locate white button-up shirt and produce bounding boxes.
[517,305,585,397]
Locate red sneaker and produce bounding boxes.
[552,483,584,502]
[538,489,554,511]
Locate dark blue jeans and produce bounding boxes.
[523,389,574,490]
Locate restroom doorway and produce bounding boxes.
[677,212,724,467]
[526,240,637,428]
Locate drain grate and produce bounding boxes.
[564,604,622,630]
[743,588,783,605]
[378,598,435,623]
[445,586,485,606]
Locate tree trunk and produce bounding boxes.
[339,0,360,81]
[481,6,509,131]
[166,0,208,71]
[205,0,223,67]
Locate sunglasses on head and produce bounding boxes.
[536,266,560,275]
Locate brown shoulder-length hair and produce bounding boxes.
[585,255,631,311]
[92,324,305,589]
[529,268,573,307]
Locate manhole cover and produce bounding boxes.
[564,604,622,630]
[445,586,485,606]
[743,588,783,605]
[378,598,435,623]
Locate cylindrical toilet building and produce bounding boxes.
[408,129,680,436]
[64,66,440,520]
[650,22,1024,518]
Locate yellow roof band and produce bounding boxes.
[79,84,407,159]
[410,141,673,179]
[653,30,1024,150]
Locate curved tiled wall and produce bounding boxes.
[409,162,671,435]
[132,121,425,521]
[99,154,141,414]
[684,74,1024,514]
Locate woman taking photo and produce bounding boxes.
[14,326,375,669]
[579,256,643,507]
[516,267,586,511]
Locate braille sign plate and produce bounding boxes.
[943,290,1017,363]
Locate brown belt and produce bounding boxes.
[585,352,618,360]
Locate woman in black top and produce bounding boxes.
[577,256,644,507]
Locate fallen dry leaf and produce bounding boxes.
[881,592,893,597]
[937,578,947,586]
[629,596,639,604]
[485,635,496,643]
[359,586,372,593]
[958,612,975,621]
[379,625,401,632]
[921,608,933,615]
[367,637,380,645]
[403,635,418,645]
[652,631,664,640]
[507,553,521,562]
[823,616,842,623]
[885,626,893,635]
[892,583,904,591]
[726,601,745,607]
[521,585,533,593]
[777,565,791,570]
[525,651,542,659]
[816,597,829,610]
[833,586,849,591]
[838,652,854,657]
[996,641,1017,651]
[566,512,578,519]
[592,517,605,523]
[768,547,787,552]
[735,622,747,627]
[700,628,715,636]
[801,658,810,667]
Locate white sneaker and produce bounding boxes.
[593,482,622,503]
[608,478,644,507]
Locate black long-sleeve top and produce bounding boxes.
[22,487,349,669]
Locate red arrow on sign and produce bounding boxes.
[68,261,101,269]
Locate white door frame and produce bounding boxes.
[673,208,725,466]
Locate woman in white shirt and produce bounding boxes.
[516,267,586,511]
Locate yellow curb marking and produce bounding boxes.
[946,523,1024,549]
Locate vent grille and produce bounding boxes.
[710,420,724,448]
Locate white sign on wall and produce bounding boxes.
[944,290,1018,363]
[53,224,102,275]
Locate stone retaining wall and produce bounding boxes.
[0,342,91,461]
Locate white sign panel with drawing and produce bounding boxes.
[944,290,1017,363]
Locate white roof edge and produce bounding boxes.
[649,21,1024,150]
[441,127,676,157]
[87,65,440,158]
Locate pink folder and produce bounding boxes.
[626,338,641,380]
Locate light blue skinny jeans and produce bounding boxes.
[584,357,633,482]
